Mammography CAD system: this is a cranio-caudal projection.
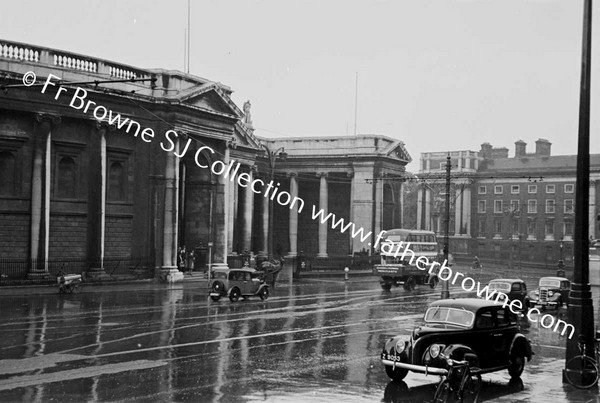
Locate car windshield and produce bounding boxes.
[488,282,511,292]
[213,271,227,279]
[540,279,561,288]
[424,307,474,327]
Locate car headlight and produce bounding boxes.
[395,339,407,354]
[430,344,441,359]
[534,290,539,295]
[548,291,554,297]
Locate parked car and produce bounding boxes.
[208,267,270,302]
[486,278,529,309]
[528,276,570,310]
[381,298,533,382]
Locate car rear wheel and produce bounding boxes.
[259,287,269,300]
[229,287,241,302]
[381,282,392,291]
[385,365,408,382]
[508,355,525,378]
[210,295,220,302]
[403,277,415,291]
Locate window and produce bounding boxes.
[528,185,537,194]
[527,218,537,240]
[527,200,537,213]
[476,310,494,329]
[564,221,574,239]
[545,219,554,239]
[510,200,519,211]
[564,199,574,214]
[57,156,78,199]
[478,200,486,213]
[546,185,555,194]
[512,219,519,237]
[546,199,555,214]
[511,185,520,194]
[478,186,486,195]
[565,184,574,193]
[494,219,502,237]
[478,220,485,237]
[0,151,16,196]
[108,161,126,201]
[494,200,503,213]
[494,185,503,194]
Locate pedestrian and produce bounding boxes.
[186,248,196,275]
[178,246,186,272]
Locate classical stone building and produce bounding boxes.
[417,139,600,267]
[0,40,411,281]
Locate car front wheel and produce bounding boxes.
[381,282,392,291]
[508,355,525,378]
[229,287,241,302]
[385,365,408,382]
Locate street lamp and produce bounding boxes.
[557,238,565,277]
[261,144,287,259]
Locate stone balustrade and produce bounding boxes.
[0,39,148,81]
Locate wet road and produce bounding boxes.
[0,265,599,402]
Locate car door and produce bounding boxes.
[510,282,526,306]
[493,307,516,367]
[474,308,497,368]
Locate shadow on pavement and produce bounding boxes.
[382,377,524,402]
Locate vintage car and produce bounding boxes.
[486,278,529,309]
[381,298,533,382]
[208,267,269,302]
[528,276,570,310]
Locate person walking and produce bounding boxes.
[186,248,196,275]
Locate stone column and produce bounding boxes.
[347,172,355,253]
[454,187,463,235]
[87,123,110,278]
[463,185,472,236]
[28,114,59,278]
[317,172,328,258]
[260,178,269,256]
[425,188,431,231]
[241,168,254,253]
[161,137,182,282]
[287,172,298,257]
[416,186,423,230]
[590,180,597,239]
[350,163,375,252]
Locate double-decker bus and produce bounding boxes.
[373,229,440,291]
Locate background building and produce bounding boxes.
[0,40,411,281]
[417,139,600,267]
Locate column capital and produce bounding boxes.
[286,171,298,178]
[226,138,238,149]
[35,113,61,125]
[346,171,354,178]
[316,172,328,178]
[95,121,116,133]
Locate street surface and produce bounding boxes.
[1,264,600,402]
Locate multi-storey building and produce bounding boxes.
[417,139,600,267]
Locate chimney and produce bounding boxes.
[535,138,552,156]
[515,140,527,158]
[480,143,492,160]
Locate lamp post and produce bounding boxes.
[503,207,518,271]
[557,238,565,277]
[441,154,451,299]
[261,144,287,259]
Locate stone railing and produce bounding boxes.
[0,39,149,81]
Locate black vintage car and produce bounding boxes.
[208,267,270,302]
[528,276,570,310]
[381,298,533,382]
[486,278,529,309]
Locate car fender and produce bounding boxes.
[383,335,409,355]
[257,284,269,294]
[442,344,479,367]
[509,334,533,361]
[227,286,240,296]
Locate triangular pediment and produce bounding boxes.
[381,141,412,163]
[176,82,242,118]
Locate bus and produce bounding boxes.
[373,229,440,291]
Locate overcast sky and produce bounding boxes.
[2,0,599,171]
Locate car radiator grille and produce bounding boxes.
[539,289,548,302]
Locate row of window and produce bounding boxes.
[478,184,574,195]
[477,219,573,239]
[477,199,574,214]
[0,151,128,201]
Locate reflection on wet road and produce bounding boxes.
[0,269,598,402]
